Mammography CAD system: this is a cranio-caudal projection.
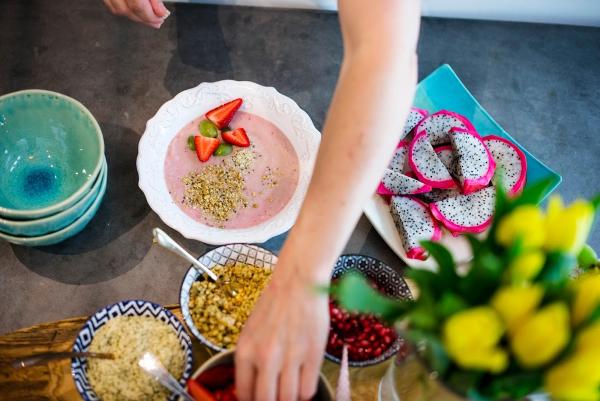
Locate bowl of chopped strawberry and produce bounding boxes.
[186,350,334,401]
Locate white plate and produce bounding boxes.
[363,194,473,271]
[137,81,321,244]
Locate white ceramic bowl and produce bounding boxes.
[137,80,321,245]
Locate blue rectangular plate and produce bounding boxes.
[413,64,561,196]
[363,65,561,269]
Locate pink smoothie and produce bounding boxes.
[164,111,299,229]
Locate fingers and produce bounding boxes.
[125,0,164,26]
[255,366,278,401]
[299,354,323,401]
[104,0,167,28]
[235,348,256,401]
[149,0,170,18]
[278,362,300,401]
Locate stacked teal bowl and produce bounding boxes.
[0,90,106,246]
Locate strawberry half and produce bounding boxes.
[222,128,250,147]
[194,135,220,162]
[205,98,243,129]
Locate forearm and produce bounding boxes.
[278,50,417,284]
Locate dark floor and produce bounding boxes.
[0,1,599,334]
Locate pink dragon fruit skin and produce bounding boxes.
[414,110,478,146]
[402,107,429,139]
[429,186,496,234]
[390,196,442,261]
[483,135,528,196]
[377,169,432,196]
[450,128,496,195]
[408,130,457,189]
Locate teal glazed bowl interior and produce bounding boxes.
[0,156,106,236]
[0,90,104,219]
[0,161,107,247]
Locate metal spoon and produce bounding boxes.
[11,352,114,369]
[138,352,195,401]
[152,228,238,297]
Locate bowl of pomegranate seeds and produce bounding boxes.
[326,254,412,367]
[186,350,334,401]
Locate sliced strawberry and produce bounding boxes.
[194,135,220,162]
[222,128,250,147]
[205,98,243,129]
[187,379,217,401]
[197,365,235,390]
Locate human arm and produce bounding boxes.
[103,0,169,28]
[234,1,421,401]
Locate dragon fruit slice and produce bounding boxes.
[390,196,442,260]
[415,110,477,146]
[483,135,527,196]
[450,128,496,194]
[388,140,411,174]
[402,107,429,139]
[408,130,457,189]
[377,169,432,195]
[430,186,496,234]
[420,187,462,203]
[434,145,456,174]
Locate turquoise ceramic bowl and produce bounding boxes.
[413,65,561,198]
[0,157,106,236]
[0,90,104,219]
[0,162,107,246]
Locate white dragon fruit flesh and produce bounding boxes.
[430,186,496,234]
[450,128,496,194]
[390,195,442,260]
[414,110,477,146]
[402,107,429,139]
[419,187,462,203]
[434,145,456,175]
[378,169,432,196]
[408,130,457,189]
[388,140,411,174]
[483,135,528,196]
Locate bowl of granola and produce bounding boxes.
[137,81,321,245]
[179,243,276,351]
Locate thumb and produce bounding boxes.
[149,0,169,18]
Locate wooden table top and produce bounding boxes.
[0,305,389,401]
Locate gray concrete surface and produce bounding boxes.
[0,1,599,334]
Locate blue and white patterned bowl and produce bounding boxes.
[180,244,277,352]
[71,300,194,401]
[325,254,412,368]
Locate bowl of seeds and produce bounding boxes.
[179,243,276,351]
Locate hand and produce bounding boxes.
[103,0,170,28]
[235,258,330,401]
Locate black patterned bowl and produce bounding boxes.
[179,244,277,352]
[325,254,412,367]
[71,300,194,401]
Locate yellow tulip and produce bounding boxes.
[442,307,508,373]
[572,272,600,326]
[577,321,600,352]
[491,285,544,333]
[496,206,545,249]
[545,196,595,255]
[545,348,600,401]
[511,303,570,368]
[507,251,546,283]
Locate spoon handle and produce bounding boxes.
[139,352,195,401]
[12,352,114,369]
[152,228,218,281]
